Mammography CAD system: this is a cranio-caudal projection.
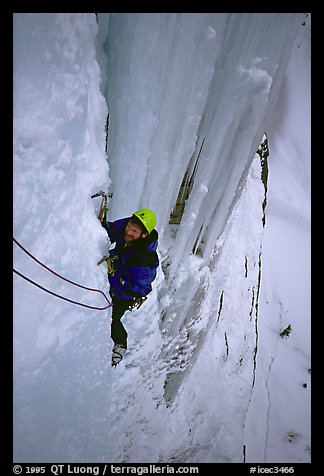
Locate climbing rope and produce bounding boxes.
[13,237,112,311]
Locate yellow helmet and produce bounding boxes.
[133,208,156,234]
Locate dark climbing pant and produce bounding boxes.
[110,297,134,348]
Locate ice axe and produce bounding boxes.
[91,191,113,222]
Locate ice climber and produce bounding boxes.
[101,208,159,367]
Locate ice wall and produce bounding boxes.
[13,14,112,461]
[13,13,109,262]
[101,13,300,271]
[99,12,304,432]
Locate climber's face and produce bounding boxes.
[124,221,148,243]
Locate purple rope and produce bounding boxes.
[13,237,112,311]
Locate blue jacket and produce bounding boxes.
[102,217,159,299]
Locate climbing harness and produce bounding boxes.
[128,296,147,311]
[13,237,112,311]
